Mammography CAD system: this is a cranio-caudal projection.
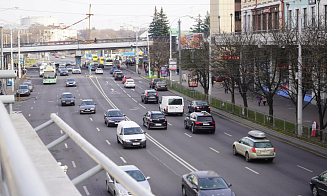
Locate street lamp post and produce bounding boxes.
[286,3,290,28]
[318,0,320,29]
[244,11,247,33]
[230,13,233,33]
[218,16,220,34]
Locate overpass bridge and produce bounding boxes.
[2,38,153,54]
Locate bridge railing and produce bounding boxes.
[0,101,51,196]
[4,37,138,48]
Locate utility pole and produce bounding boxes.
[178,19,182,91]
[297,11,303,137]
[86,4,93,43]
[18,30,21,78]
[0,26,3,70]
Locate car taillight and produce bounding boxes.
[156,92,159,97]
[133,82,135,84]
[211,121,215,124]
[164,118,167,121]
[208,106,210,109]
[196,106,199,109]
[146,92,148,96]
[195,122,201,125]
[166,106,168,111]
[252,148,256,153]
[149,119,152,122]
[273,148,275,152]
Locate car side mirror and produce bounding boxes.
[108,178,113,183]
[143,131,146,134]
[239,140,241,143]
[146,176,150,180]
[123,114,126,116]
[228,183,232,187]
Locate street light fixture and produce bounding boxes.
[230,13,233,33]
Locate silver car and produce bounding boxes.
[105,165,151,196]
[233,130,276,162]
[72,66,81,74]
[23,81,34,92]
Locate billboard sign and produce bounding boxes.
[161,66,168,77]
[169,61,177,70]
[180,33,204,49]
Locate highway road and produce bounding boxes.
[16,56,327,196]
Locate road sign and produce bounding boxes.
[20,61,24,64]
[77,62,80,64]
[88,66,92,70]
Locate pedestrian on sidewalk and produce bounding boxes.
[257,94,262,106]
[0,90,4,95]
[224,82,228,94]
[262,93,267,106]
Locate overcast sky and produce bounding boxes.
[1,0,210,31]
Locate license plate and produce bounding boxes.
[115,122,119,124]
[260,150,269,154]
[66,102,70,104]
[155,124,162,126]
[203,123,210,125]
[133,143,140,145]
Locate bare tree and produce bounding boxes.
[149,36,170,77]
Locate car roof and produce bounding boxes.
[62,92,73,95]
[153,78,161,81]
[118,121,140,128]
[149,111,163,114]
[191,171,221,178]
[82,99,93,101]
[192,111,212,117]
[145,90,157,93]
[118,165,140,172]
[107,109,121,112]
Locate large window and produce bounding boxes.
[303,8,307,28]
[311,6,316,26]
[288,10,292,28]
[295,9,299,29]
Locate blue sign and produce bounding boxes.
[77,62,80,64]
[89,66,92,70]
[88,54,92,57]
[20,61,24,64]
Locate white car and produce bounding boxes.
[105,165,152,195]
[95,68,103,74]
[72,66,81,74]
[116,121,146,148]
[124,79,135,88]
[61,56,65,59]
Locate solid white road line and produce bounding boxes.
[64,143,68,148]
[60,130,63,134]
[72,161,76,168]
[168,123,172,126]
[31,107,33,109]
[120,157,127,163]
[83,186,90,195]
[90,118,93,121]
[297,165,313,172]
[209,147,220,153]
[96,127,100,132]
[184,133,192,138]
[224,132,232,137]
[28,114,31,117]
[106,140,111,145]
[245,167,259,174]
[138,103,146,109]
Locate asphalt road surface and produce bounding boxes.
[16,57,327,196]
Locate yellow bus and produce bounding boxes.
[92,55,98,62]
[100,57,104,64]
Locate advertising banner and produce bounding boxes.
[180,33,204,49]
[161,66,168,77]
[169,61,177,70]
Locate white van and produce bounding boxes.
[159,96,184,115]
[116,121,146,149]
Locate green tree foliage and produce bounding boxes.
[148,7,170,37]
[190,13,210,38]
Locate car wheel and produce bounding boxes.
[61,103,64,106]
[143,144,146,148]
[182,186,187,196]
[184,121,188,129]
[106,181,110,192]
[163,126,167,130]
[312,185,318,196]
[123,142,127,149]
[117,136,120,143]
[73,103,75,106]
[233,146,238,156]
[106,121,110,127]
[147,122,151,130]
[144,100,147,104]
[143,119,146,127]
[245,152,250,162]
[191,124,196,134]
[267,158,274,163]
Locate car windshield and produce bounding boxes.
[147,92,157,96]
[67,66,72,68]
[125,170,146,182]
[168,98,182,105]
[81,100,94,105]
[73,67,79,69]
[23,83,31,86]
[19,86,28,90]
[108,110,123,117]
[62,94,73,98]
[195,101,208,106]
[116,73,123,75]
[126,80,134,82]
[62,68,68,71]
[44,72,56,78]
[254,142,273,148]
[198,177,228,190]
[152,114,165,119]
[123,127,143,135]
[197,116,213,122]
[96,68,102,71]
[157,82,166,85]
[67,78,74,82]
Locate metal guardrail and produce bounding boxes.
[35,113,154,196]
[0,101,51,196]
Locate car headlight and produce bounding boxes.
[73,82,76,84]
[123,139,130,142]
[90,108,94,110]
[141,138,146,142]
[71,100,74,102]
[62,101,66,102]
[108,120,115,122]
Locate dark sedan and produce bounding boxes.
[104,109,125,127]
[60,92,75,106]
[60,68,69,76]
[16,85,30,97]
[182,171,236,196]
[149,78,161,88]
[310,170,327,196]
[79,99,96,114]
[143,111,167,130]
[188,101,210,113]
[154,81,168,91]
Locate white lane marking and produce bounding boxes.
[184,133,192,137]
[138,103,146,109]
[127,94,131,98]
[224,132,232,137]
[123,90,126,93]
[60,130,63,134]
[65,143,68,148]
[28,114,31,116]
[90,118,93,121]
[131,89,135,91]
[168,123,172,126]
[96,127,100,132]
[56,106,58,108]
[76,90,78,92]
[83,186,90,195]
[297,165,313,172]
[132,98,137,102]
[106,81,108,84]
[38,92,39,94]
[48,101,54,102]
[78,94,80,96]
[34,101,36,103]
[139,81,142,83]
[209,147,220,154]
[31,107,33,109]
[120,157,127,163]
[106,140,111,145]
[245,167,259,174]
[138,86,143,89]
[57,95,58,97]
[130,109,137,110]
[72,161,76,168]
